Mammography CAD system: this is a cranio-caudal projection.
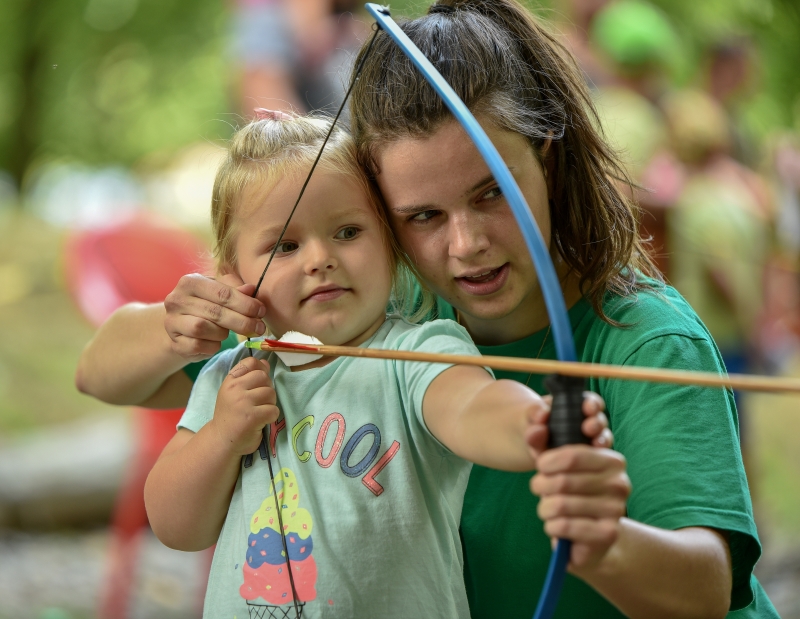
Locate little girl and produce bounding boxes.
[144,113,606,618]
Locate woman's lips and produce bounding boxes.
[454,264,509,296]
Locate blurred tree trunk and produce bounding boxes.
[3,0,41,193]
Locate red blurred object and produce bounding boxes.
[64,213,212,619]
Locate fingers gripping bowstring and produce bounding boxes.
[240,27,380,619]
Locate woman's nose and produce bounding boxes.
[448,211,490,260]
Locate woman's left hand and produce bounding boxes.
[530,446,631,570]
[524,391,613,459]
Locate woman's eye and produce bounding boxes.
[335,226,360,240]
[410,210,439,222]
[275,240,298,254]
[480,186,503,201]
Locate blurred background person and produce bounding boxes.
[663,89,771,473]
[758,133,800,373]
[705,35,761,167]
[231,0,367,117]
[554,0,614,89]
[588,0,685,276]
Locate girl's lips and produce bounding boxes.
[304,287,349,302]
[454,264,509,296]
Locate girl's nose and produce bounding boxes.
[304,240,338,274]
[448,211,490,260]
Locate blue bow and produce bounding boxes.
[366,5,580,618]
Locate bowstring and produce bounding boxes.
[242,26,381,618]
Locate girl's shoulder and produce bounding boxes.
[379,314,478,354]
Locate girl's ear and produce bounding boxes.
[217,262,243,283]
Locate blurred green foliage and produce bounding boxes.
[647,0,800,136]
[0,0,231,187]
[0,0,798,189]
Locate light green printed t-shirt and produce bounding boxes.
[178,317,484,619]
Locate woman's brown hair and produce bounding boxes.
[349,0,662,324]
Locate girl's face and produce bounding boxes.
[376,119,567,345]
[229,169,393,347]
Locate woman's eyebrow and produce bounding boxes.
[461,167,517,197]
[391,167,516,215]
[461,172,496,198]
[391,203,437,215]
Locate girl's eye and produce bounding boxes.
[480,186,503,201]
[275,240,299,254]
[410,210,439,222]
[335,226,360,240]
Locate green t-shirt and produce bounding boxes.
[433,284,777,619]
[178,317,484,618]
[182,330,240,382]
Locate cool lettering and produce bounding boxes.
[275,413,400,496]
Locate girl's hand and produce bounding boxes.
[523,391,613,459]
[164,273,267,362]
[530,446,631,571]
[211,357,279,456]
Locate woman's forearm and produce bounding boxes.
[75,303,189,406]
[576,519,732,619]
[144,426,241,551]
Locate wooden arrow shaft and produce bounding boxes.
[252,341,800,394]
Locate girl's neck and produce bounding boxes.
[288,311,388,371]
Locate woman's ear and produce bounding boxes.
[540,137,555,195]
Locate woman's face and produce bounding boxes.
[375,118,559,345]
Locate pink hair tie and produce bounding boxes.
[253,108,293,121]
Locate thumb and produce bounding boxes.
[525,424,548,460]
[236,283,257,297]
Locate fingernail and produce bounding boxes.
[255,322,266,334]
[257,305,266,318]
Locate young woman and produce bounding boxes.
[76,1,775,617]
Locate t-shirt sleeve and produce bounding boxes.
[182,331,240,383]
[600,333,760,610]
[391,319,492,453]
[178,346,243,434]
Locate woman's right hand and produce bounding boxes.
[164,273,267,362]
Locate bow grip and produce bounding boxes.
[545,374,591,448]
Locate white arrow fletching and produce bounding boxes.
[273,331,324,367]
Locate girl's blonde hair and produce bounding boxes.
[211,114,423,319]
